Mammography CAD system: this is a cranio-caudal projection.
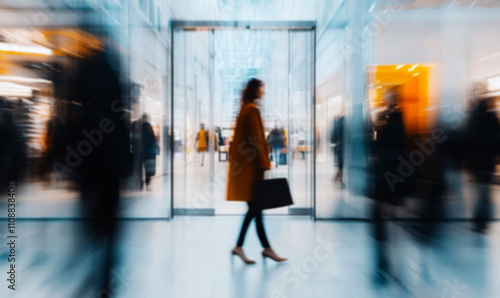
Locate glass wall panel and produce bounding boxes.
[0,4,171,219]
[314,28,350,219]
[368,6,500,220]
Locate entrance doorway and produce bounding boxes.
[171,21,316,216]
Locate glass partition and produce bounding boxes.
[0,20,171,218]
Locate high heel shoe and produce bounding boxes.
[262,248,287,262]
[232,247,256,264]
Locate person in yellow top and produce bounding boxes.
[227,78,287,264]
[195,123,209,166]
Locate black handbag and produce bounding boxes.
[253,178,294,210]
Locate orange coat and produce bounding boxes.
[226,103,271,202]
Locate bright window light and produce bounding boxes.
[0,42,53,55]
[0,76,52,84]
[0,82,39,97]
[488,76,500,92]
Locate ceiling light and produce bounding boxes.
[408,64,420,72]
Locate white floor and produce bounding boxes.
[2,217,500,297]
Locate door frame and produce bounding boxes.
[169,21,317,219]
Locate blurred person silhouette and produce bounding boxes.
[131,117,142,189]
[267,124,285,168]
[140,113,159,191]
[196,123,209,166]
[66,30,132,296]
[409,131,446,242]
[297,127,306,159]
[44,115,67,187]
[214,126,224,161]
[369,89,405,277]
[163,124,170,173]
[212,126,219,153]
[0,97,27,186]
[290,129,299,162]
[440,110,467,213]
[466,97,500,233]
[227,78,287,264]
[331,113,345,187]
[215,126,224,147]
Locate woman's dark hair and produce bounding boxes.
[241,78,263,104]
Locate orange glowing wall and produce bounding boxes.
[371,65,432,136]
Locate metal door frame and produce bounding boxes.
[170,21,317,219]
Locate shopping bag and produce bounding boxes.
[253,178,294,210]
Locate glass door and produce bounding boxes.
[212,29,294,215]
[287,30,315,216]
[173,28,215,215]
[172,25,315,216]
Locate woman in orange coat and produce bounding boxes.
[227,78,287,264]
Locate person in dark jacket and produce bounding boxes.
[466,97,500,232]
[69,39,132,295]
[372,100,406,205]
[44,115,67,186]
[267,125,285,168]
[215,126,224,146]
[140,113,159,191]
[369,91,405,275]
[0,97,26,186]
[331,114,345,186]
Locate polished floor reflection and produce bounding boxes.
[13,177,170,218]
[2,217,500,297]
[175,159,312,215]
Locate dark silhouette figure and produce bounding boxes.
[44,115,67,185]
[267,125,285,168]
[410,130,446,243]
[369,95,405,277]
[372,101,406,206]
[0,97,26,186]
[140,113,159,190]
[331,115,345,186]
[215,126,224,146]
[68,42,131,296]
[466,98,500,233]
[131,118,142,189]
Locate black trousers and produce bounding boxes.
[236,201,270,248]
